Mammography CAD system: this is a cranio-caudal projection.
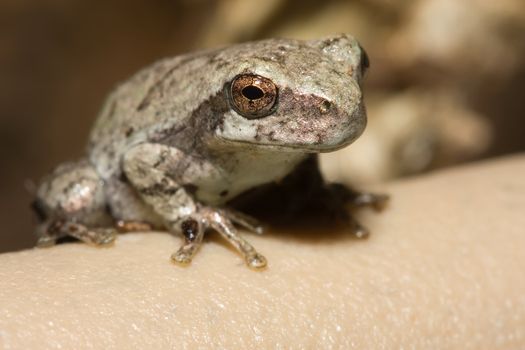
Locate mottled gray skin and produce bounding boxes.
[34,34,382,269]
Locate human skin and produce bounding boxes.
[1,155,524,349]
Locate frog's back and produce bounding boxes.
[87,49,221,179]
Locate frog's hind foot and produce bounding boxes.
[33,159,117,248]
[170,207,267,270]
[36,220,117,247]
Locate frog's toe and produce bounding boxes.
[223,208,264,235]
[349,192,390,212]
[168,208,267,269]
[59,222,117,246]
[201,207,267,270]
[347,217,370,239]
[35,220,118,247]
[90,228,118,245]
[171,218,205,266]
[171,249,193,266]
[246,252,267,270]
[36,235,57,248]
[35,222,58,248]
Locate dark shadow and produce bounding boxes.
[233,201,379,246]
[227,165,385,246]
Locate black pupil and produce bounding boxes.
[241,85,264,100]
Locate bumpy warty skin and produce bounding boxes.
[35,34,370,260]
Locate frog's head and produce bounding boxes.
[212,34,369,153]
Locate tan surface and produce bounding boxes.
[1,155,524,349]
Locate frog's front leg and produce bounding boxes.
[122,143,267,269]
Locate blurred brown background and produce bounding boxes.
[1,0,524,253]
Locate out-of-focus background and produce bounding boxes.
[1,0,524,253]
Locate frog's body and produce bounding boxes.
[33,34,386,269]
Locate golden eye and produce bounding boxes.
[229,74,277,119]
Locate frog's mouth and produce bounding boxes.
[213,136,362,154]
[214,84,367,153]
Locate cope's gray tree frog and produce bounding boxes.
[32,34,387,270]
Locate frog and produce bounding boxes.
[32,34,388,270]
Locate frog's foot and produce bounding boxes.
[340,184,390,212]
[36,220,117,247]
[327,206,370,239]
[343,190,388,237]
[36,222,59,247]
[348,191,390,212]
[206,208,267,269]
[319,184,387,239]
[171,207,267,270]
[326,183,389,212]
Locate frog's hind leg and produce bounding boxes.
[36,220,117,247]
[33,159,115,248]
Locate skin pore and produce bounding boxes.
[1,155,524,349]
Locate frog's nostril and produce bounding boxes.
[319,100,331,114]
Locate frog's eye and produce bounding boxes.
[358,44,370,75]
[229,74,278,119]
